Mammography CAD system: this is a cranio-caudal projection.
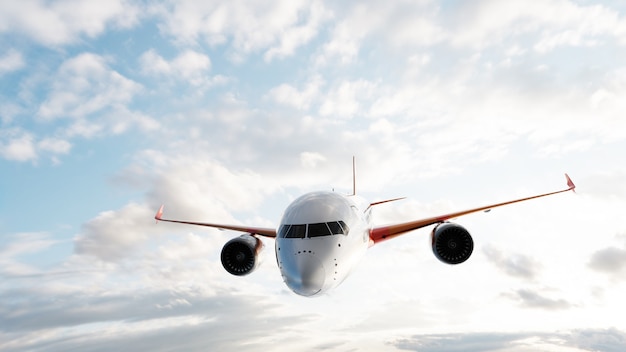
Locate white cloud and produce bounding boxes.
[75,154,281,262]
[0,129,37,162]
[483,245,542,280]
[318,79,376,118]
[38,138,71,154]
[266,75,323,110]
[0,0,139,46]
[0,49,25,75]
[444,0,626,51]
[588,239,626,280]
[300,151,326,168]
[74,202,157,261]
[152,0,330,61]
[263,1,332,61]
[33,53,157,141]
[0,232,57,277]
[140,49,212,86]
[0,130,74,162]
[38,53,142,121]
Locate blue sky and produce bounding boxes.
[2,0,626,351]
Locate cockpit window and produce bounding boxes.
[285,224,306,238]
[279,221,350,238]
[278,225,290,238]
[338,221,349,234]
[327,221,349,235]
[308,223,332,237]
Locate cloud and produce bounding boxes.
[139,49,212,86]
[0,0,139,46]
[0,274,309,351]
[74,154,281,262]
[38,53,142,121]
[568,328,626,352]
[152,0,330,62]
[390,329,626,352]
[1,221,311,352]
[0,49,25,75]
[74,202,157,261]
[588,242,626,278]
[392,332,533,352]
[0,129,36,162]
[0,128,73,162]
[443,1,626,51]
[300,151,326,168]
[483,245,541,280]
[507,288,572,310]
[37,138,72,155]
[0,232,58,278]
[34,53,157,139]
[266,75,324,110]
[318,79,376,118]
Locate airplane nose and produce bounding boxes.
[284,253,325,297]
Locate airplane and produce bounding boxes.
[155,160,576,297]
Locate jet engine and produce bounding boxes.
[221,234,264,276]
[431,222,474,264]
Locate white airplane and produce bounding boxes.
[155,162,576,297]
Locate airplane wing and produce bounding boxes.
[369,174,575,245]
[155,205,277,238]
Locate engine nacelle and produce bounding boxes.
[431,222,474,264]
[221,234,263,276]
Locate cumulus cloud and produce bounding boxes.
[0,49,25,75]
[37,138,72,155]
[0,129,36,162]
[74,202,156,261]
[74,154,280,262]
[139,49,212,86]
[0,0,139,46]
[0,129,73,162]
[38,53,142,120]
[35,53,158,139]
[266,75,324,110]
[152,0,330,61]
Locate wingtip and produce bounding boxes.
[155,205,164,222]
[565,173,576,191]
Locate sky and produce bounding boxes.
[1,0,626,351]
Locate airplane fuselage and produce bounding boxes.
[275,191,371,296]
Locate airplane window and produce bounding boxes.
[278,225,291,238]
[327,221,344,235]
[308,223,332,237]
[338,221,349,234]
[285,224,306,238]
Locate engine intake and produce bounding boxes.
[221,234,263,276]
[431,222,474,264]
